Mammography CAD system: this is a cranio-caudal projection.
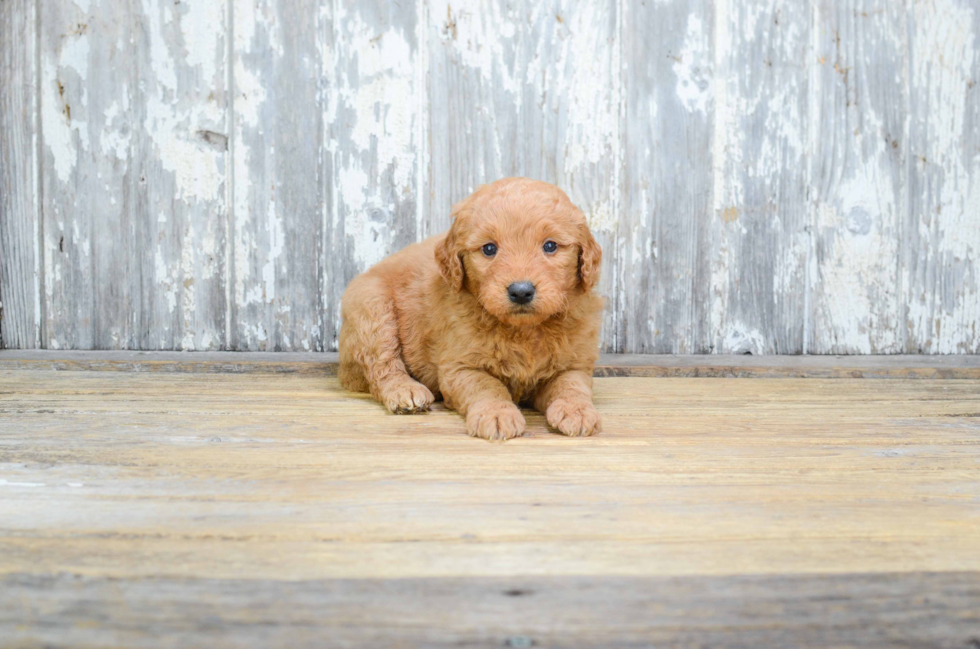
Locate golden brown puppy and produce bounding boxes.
[338,177,603,441]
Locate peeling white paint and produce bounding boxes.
[143,0,224,203]
[155,244,178,315]
[19,0,980,354]
[262,198,283,302]
[429,0,521,99]
[334,8,418,272]
[908,0,980,353]
[178,221,197,348]
[180,1,224,83]
[723,325,766,355]
[42,61,78,184]
[674,12,711,114]
[710,0,734,348]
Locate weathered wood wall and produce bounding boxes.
[1,0,978,353]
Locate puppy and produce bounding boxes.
[338,177,603,441]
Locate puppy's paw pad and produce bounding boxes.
[546,399,601,437]
[467,403,526,441]
[381,380,435,414]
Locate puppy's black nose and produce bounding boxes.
[507,281,536,305]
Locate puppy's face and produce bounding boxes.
[436,179,601,326]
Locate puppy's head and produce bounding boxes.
[435,178,601,326]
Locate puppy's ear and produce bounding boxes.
[436,189,487,291]
[435,221,465,291]
[578,223,602,292]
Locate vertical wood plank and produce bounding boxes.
[711,0,809,354]
[906,0,980,353]
[426,0,621,349]
[0,0,40,349]
[521,0,620,351]
[134,0,229,350]
[321,0,421,351]
[620,0,713,353]
[232,0,324,351]
[809,0,908,354]
[40,0,138,349]
[426,0,523,237]
[39,0,228,350]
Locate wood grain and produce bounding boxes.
[426,0,523,236]
[711,0,810,354]
[2,350,980,378]
[3,0,980,353]
[4,572,978,648]
[323,0,421,352]
[0,0,39,349]
[809,0,908,354]
[136,0,229,351]
[40,0,139,349]
[620,0,713,353]
[906,0,980,354]
[0,369,979,644]
[232,0,322,351]
[521,0,620,351]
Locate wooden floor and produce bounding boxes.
[2,360,980,647]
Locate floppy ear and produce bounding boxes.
[435,221,465,291]
[436,188,487,291]
[578,224,602,292]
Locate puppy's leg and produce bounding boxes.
[534,370,601,437]
[440,368,525,441]
[338,275,433,414]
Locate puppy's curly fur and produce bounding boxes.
[338,178,603,441]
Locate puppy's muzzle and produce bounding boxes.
[507,281,535,305]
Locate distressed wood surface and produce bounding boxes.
[232,0,321,351]
[39,0,137,349]
[907,0,980,354]
[521,0,620,350]
[3,349,980,377]
[323,0,421,352]
[1,370,979,645]
[621,0,713,353]
[4,572,979,648]
[138,0,229,351]
[712,0,810,354]
[426,0,522,236]
[0,0,39,349]
[1,0,979,353]
[810,0,908,354]
[426,0,621,343]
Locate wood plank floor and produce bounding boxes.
[1,367,979,647]
[3,349,980,378]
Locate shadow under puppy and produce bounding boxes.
[339,177,603,441]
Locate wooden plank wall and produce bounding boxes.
[1,0,978,353]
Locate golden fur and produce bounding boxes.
[338,177,603,441]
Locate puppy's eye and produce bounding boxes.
[543,240,558,254]
[482,243,497,257]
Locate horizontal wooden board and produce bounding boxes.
[2,370,979,644]
[2,350,980,378]
[4,572,979,648]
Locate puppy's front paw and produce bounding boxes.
[466,402,526,441]
[380,378,434,414]
[546,399,602,437]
